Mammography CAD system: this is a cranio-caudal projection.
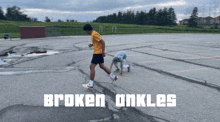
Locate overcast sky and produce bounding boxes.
[0,0,220,22]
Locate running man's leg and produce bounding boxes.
[90,63,97,80]
[99,63,118,81]
[99,63,111,75]
[82,63,96,89]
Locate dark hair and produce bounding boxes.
[83,24,93,31]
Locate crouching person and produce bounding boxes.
[110,51,130,76]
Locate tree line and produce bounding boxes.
[0,5,76,22]
[0,6,38,22]
[93,7,177,26]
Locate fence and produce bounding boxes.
[45,27,61,37]
[19,25,121,39]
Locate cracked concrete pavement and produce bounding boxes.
[0,34,220,122]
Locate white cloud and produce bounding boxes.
[112,0,187,11]
[124,5,152,10]
[156,0,187,7]
[23,8,103,15]
[3,0,214,22]
[3,9,6,14]
[176,13,190,21]
[22,8,104,22]
[22,1,189,22]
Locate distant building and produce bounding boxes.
[179,16,220,25]
[197,17,206,25]
[179,19,189,25]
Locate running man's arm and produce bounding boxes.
[98,39,105,57]
[89,44,93,47]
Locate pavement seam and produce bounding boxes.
[132,62,220,92]
[131,50,220,70]
[106,53,220,92]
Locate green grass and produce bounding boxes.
[0,20,219,38]
[0,33,20,38]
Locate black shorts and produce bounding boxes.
[91,54,104,64]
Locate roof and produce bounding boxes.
[19,26,45,27]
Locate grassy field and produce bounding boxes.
[0,20,220,38]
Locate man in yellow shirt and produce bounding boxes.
[82,24,118,89]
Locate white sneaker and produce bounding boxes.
[110,75,118,81]
[82,83,93,89]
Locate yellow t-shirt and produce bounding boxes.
[91,31,102,54]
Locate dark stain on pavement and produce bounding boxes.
[0,104,111,122]
[77,68,167,122]
[0,104,164,122]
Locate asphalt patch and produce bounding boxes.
[0,104,112,122]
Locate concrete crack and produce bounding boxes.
[106,53,220,92]
[132,62,220,92]
[131,50,220,70]
[77,68,164,122]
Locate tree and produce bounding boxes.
[126,10,135,24]
[112,13,117,23]
[168,7,177,26]
[0,7,6,20]
[161,7,169,26]
[45,16,51,22]
[148,8,157,25]
[5,5,30,21]
[5,6,17,21]
[188,7,198,27]
[92,7,177,26]
[117,11,123,23]
[136,11,147,25]
[58,19,63,22]
[155,9,163,26]
[31,18,38,22]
